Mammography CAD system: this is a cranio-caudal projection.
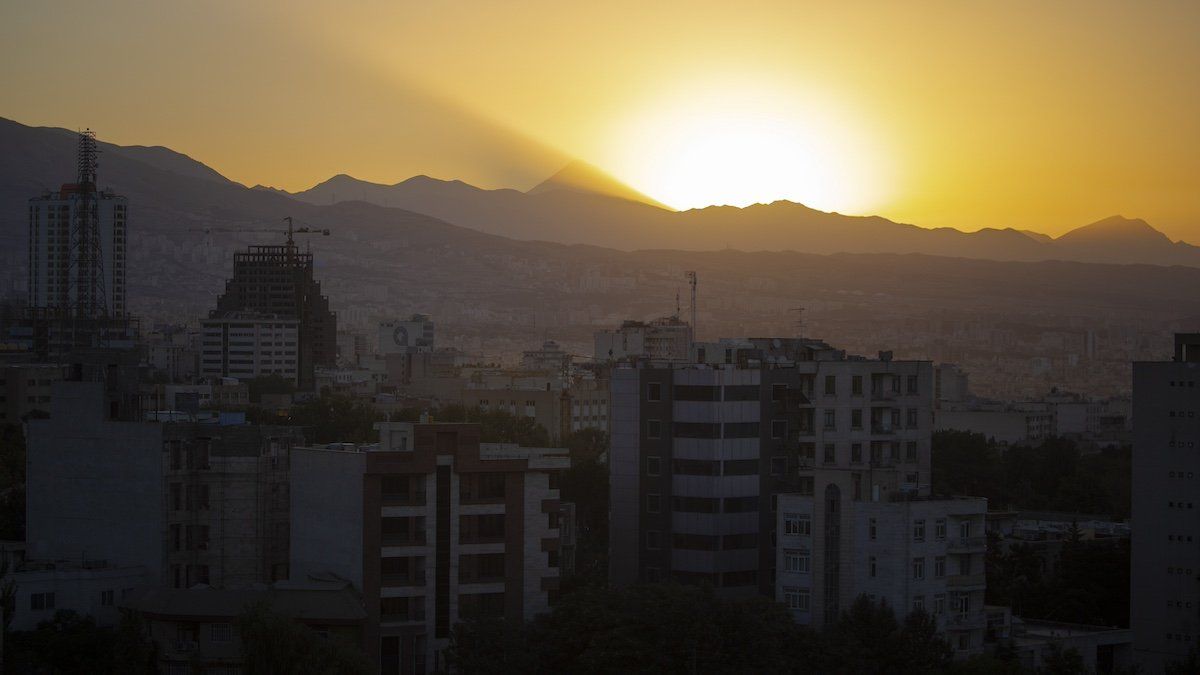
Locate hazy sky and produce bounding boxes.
[2,1,1198,239]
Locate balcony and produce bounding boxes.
[382,571,426,587]
[870,424,895,435]
[870,390,895,402]
[946,573,986,589]
[943,611,986,631]
[381,533,427,547]
[947,537,986,553]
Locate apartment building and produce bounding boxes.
[1131,333,1200,670]
[594,317,693,363]
[290,422,571,674]
[163,423,305,589]
[776,492,988,655]
[609,337,934,597]
[0,363,63,423]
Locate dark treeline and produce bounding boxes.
[447,587,974,675]
[932,431,1131,518]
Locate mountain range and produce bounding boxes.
[275,166,1199,267]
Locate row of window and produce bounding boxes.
[1169,381,1197,388]
[648,375,922,403]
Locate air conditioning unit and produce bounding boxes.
[175,640,198,653]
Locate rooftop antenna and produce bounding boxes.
[790,306,806,338]
[685,270,697,334]
[675,289,681,320]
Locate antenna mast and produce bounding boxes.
[790,306,806,338]
[685,271,697,335]
[70,129,107,319]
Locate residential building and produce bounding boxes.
[594,316,692,363]
[199,313,300,385]
[0,363,63,423]
[609,337,934,598]
[27,130,126,318]
[379,315,435,355]
[121,580,366,674]
[290,422,571,673]
[163,423,305,589]
[1131,333,1200,670]
[776,492,988,655]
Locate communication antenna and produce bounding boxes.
[790,306,806,338]
[70,129,108,319]
[685,271,697,333]
[675,289,681,320]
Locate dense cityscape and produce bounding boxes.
[2,3,1198,673]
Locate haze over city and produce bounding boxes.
[1,2,1198,673]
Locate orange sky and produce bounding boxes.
[2,1,1197,240]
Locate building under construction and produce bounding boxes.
[209,227,336,390]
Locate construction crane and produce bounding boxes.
[189,216,330,249]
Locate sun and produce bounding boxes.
[608,82,889,213]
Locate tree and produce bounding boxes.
[558,455,609,588]
[237,602,371,675]
[434,404,551,447]
[1039,643,1086,675]
[564,428,608,463]
[7,610,117,673]
[287,392,382,444]
[247,374,297,403]
[0,424,25,541]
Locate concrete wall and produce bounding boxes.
[290,448,365,589]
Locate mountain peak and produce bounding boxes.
[526,160,671,210]
[1057,215,1170,244]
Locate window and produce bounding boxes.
[823,375,837,396]
[913,557,925,580]
[959,521,971,539]
[905,442,917,462]
[771,456,787,476]
[823,444,836,464]
[798,476,814,495]
[913,596,925,613]
[771,419,787,439]
[646,419,662,438]
[935,556,946,578]
[784,587,811,611]
[784,514,812,536]
[868,518,877,540]
[646,530,662,549]
[935,519,946,540]
[868,556,877,578]
[906,375,918,394]
[851,443,863,463]
[646,456,661,476]
[784,551,811,573]
[851,409,863,429]
[906,409,919,429]
[852,375,863,396]
[646,494,661,514]
[100,589,114,607]
[772,383,787,402]
[934,594,946,615]
[210,623,233,642]
[31,592,56,611]
[913,520,925,542]
[824,410,836,430]
[647,382,662,401]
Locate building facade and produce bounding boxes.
[27,131,127,318]
[199,314,300,384]
[211,241,336,389]
[609,337,934,598]
[1131,333,1200,670]
[290,422,570,674]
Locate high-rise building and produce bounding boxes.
[199,313,301,384]
[594,317,693,363]
[210,235,336,389]
[1131,333,1200,670]
[290,422,572,673]
[609,337,935,596]
[27,130,127,318]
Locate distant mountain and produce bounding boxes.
[283,169,1198,266]
[525,160,670,208]
[2,115,1197,269]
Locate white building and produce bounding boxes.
[27,135,128,317]
[379,314,435,355]
[594,317,692,363]
[776,492,988,656]
[199,314,300,384]
[1131,333,1200,671]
